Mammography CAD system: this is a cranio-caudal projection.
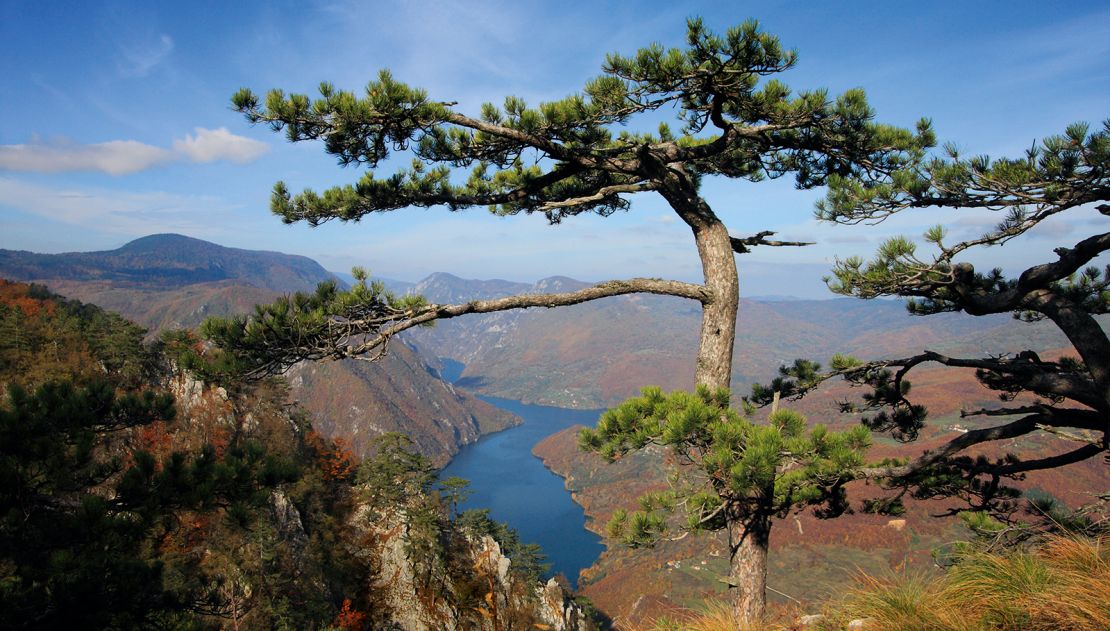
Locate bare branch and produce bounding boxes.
[856,412,1106,481]
[540,182,656,210]
[994,443,1105,475]
[346,278,710,356]
[873,350,1104,411]
[730,231,814,254]
[237,278,712,379]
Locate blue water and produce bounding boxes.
[438,358,466,384]
[438,360,605,589]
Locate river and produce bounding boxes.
[437,360,605,589]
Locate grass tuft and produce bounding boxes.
[834,534,1110,631]
[642,535,1109,631]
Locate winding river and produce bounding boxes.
[438,360,605,589]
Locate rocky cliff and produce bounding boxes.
[170,365,589,630]
[360,506,592,631]
[286,342,519,465]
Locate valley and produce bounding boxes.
[3,234,1106,626]
[439,394,605,589]
[5,7,1107,629]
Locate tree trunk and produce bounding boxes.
[685,204,761,626]
[660,177,754,623]
[728,513,770,625]
[1033,292,1110,408]
[656,174,740,390]
[692,218,740,390]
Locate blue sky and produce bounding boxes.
[1,1,1107,298]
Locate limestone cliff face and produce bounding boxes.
[357,505,593,631]
[165,338,519,467]
[168,368,583,630]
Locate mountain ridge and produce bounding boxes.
[403,274,1078,407]
[0,233,339,293]
[0,235,520,462]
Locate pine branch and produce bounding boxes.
[217,278,710,379]
[856,411,1105,481]
[270,163,586,225]
[993,444,1105,475]
[729,231,814,254]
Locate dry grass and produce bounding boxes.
[640,536,1109,631]
[939,535,1110,631]
[832,534,1110,631]
[642,600,805,631]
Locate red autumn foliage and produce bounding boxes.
[0,279,56,317]
[306,431,359,482]
[207,425,231,458]
[333,598,367,631]
[135,420,175,466]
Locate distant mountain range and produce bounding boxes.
[0,234,518,462]
[0,234,338,292]
[4,234,1098,446]
[403,272,1082,407]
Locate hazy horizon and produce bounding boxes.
[2,1,1108,299]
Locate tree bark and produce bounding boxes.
[728,512,770,624]
[693,218,740,389]
[661,183,758,625]
[654,171,740,390]
[657,175,753,623]
[1031,292,1110,413]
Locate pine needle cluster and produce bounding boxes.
[579,385,870,546]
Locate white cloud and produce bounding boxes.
[172,127,269,164]
[0,128,269,175]
[0,139,173,175]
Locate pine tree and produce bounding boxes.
[759,121,1110,522]
[0,378,300,629]
[579,386,870,619]
[218,18,932,622]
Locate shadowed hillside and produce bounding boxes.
[0,280,591,630]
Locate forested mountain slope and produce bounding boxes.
[0,280,591,630]
[0,238,519,462]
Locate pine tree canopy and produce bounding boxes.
[231,18,932,226]
[752,120,1110,519]
[216,18,932,385]
[579,385,870,545]
[222,18,935,624]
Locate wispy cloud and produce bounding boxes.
[304,0,682,110]
[987,11,1110,88]
[117,32,174,78]
[0,128,269,175]
[0,176,249,238]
